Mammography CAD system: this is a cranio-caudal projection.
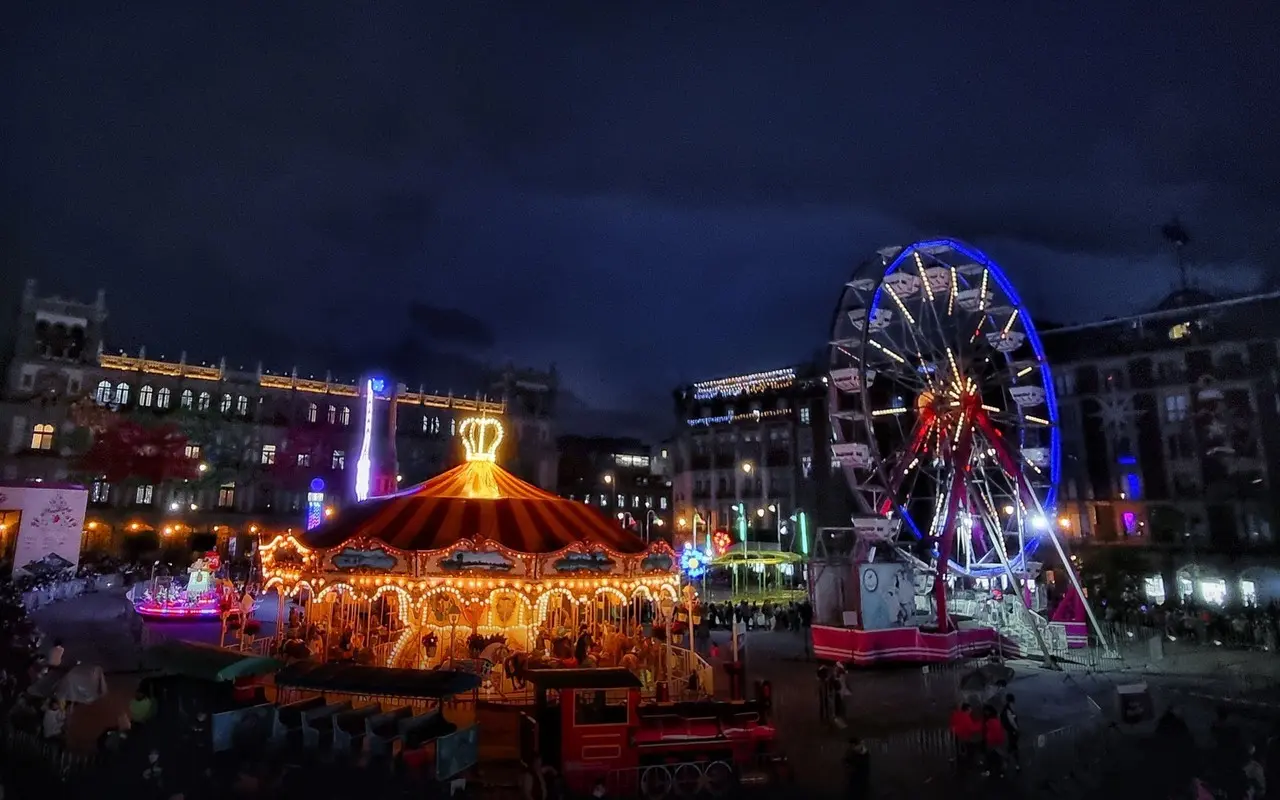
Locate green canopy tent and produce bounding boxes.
[143,640,282,682]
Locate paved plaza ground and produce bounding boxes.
[27,589,1280,797]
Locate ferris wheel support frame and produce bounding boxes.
[966,484,1058,668]
[972,410,1114,657]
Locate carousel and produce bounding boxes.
[259,417,682,676]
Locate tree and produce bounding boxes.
[271,424,338,489]
[77,418,197,484]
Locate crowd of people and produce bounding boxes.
[701,598,813,632]
[1097,593,1280,651]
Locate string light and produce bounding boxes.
[99,353,503,412]
[459,417,504,463]
[691,368,797,400]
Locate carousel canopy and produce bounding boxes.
[301,416,648,555]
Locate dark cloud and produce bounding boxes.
[406,303,496,350]
[3,2,1279,428]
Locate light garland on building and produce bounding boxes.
[692,368,797,400]
[687,407,792,427]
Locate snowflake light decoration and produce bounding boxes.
[679,545,710,579]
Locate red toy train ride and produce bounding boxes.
[520,669,787,797]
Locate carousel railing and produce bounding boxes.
[663,643,715,699]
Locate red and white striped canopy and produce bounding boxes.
[300,461,647,555]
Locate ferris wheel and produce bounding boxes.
[828,239,1063,624]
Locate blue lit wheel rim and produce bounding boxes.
[828,239,1060,579]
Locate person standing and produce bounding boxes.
[1244,745,1266,799]
[999,693,1020,771]
[949,703,975,770]
[816,665,831,723]
[981,705,1005,778]
[844,737,870,799]
[830,664,847,727]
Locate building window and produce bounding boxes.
[219,394,232,413]
[332,450,345,470]
[306,403,317,423]
[327,405,336,424]
[114,382,130,405]
[156,387,171,409]
[260,444,277,465]
[799,407,811,425]
[91,480,110,503]
[135,485,154,505]
[29,423,54,451]
[660,497,668,510]
[94,380,112,404]
[296,453,311,467]
[236,396,249,416]
[599,494,607,506]
[451,419,457,437]
[138,385,154,407]
[181,389,193,409]
[217,483,235,509]
[184,444,201,460]
[617,494,625,507]
[197,392,211,411]
[1163,394,1189,423]
[340,406,351,426]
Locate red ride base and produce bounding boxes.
[813,623,1089,665]
[813,625,1004,665]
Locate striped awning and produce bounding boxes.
[301,460,647,555]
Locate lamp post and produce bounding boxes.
[645,510,664,543]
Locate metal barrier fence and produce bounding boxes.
[21,573,124,613]
[0,725,100,782]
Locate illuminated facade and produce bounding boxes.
[0,280,555,552]
[555,436,673,542]
[668,363,851,551]
[1044,288,1280,605]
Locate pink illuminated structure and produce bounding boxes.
[132,551,233,621]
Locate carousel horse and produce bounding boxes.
[550,636,574,660]
[503,651,530,689]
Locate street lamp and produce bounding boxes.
[645,510,663,543]
[741,462,753,475]
[602,474,614,485]
[690,511,705,550]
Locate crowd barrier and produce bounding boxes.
[20,573,124,613]
[0,725,100,783]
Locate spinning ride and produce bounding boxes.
[260,417,681,672]
[827,239,1101,654]
[134,551,237,620]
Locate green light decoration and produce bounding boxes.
[798,511,809,556]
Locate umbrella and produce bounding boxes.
[29,664,109,704]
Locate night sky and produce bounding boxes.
[4,3,1278,435]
